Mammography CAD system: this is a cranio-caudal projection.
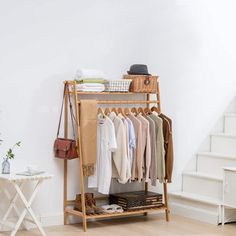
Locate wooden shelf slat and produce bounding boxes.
[67,91,158,95]
[78,100,159,105]
[66,205,165,219]
[65,208,83,217]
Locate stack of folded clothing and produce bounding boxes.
[75,69,107,92]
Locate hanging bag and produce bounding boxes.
[54,84,79,160]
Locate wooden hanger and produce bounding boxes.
[104,107,111,115]
[124,108,130,116]
[118,107,126,117]
[151,106,159,113]
[144,107,151,115]
[138,107,145,115]
[97,107,106,118]
[111,107,118,115]
[131,107,138,115]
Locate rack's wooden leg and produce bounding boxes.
[163,181,170,222]
[144,182,148,216]
[82,215,87,232]
[64,160,68,225]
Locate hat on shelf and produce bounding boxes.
[127,64,151,75]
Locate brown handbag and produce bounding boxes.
[54,84,79,160]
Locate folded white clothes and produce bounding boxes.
[77,83,105,92]
[77,83,105,88]
[75,69,105,79]
[78,88,105,92]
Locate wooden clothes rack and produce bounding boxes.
[63,80,170,232]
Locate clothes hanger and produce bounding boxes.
[117,107,126,118]
[111,107,118,115]
[144,107,151,115]
[131,107,138,115]
[124,107,130,116]
[104,107,111,115]
[138,107,145,115]
[151,106,160,114]
[97,107,106,118]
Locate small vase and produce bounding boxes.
[2,158,10,174]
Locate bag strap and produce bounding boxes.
[68,89,77,140]
[56,83,77,140]
[56,84,67,138]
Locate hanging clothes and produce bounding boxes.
[149,113,165,183]
[127,113,143,181]
[109,112,129,184]
[88,108,173,193]
[136,114,151,182]
[118,113,131,182]
[159,113,174,183]
[145,116,157,186]
[126,117,136,182]
[88,115,117,194]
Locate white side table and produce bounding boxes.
[222,167,236,225]
[0,173,53,236]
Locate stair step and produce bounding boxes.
[169,191,221,225]
[183,171,223,181]
[182,171,222,200]
[198,152,236,160]
[224,113,236,134]
[169,191,221,205]
[211,133,236,156]
[197,152,236,176]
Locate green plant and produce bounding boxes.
[6,141,21,160]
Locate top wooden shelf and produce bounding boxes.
[70,91,157,95]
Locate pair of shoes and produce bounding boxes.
[74,193,103,214]
[86,193,103,214]
[101,204,124,213]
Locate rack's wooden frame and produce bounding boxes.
[63,80,170,232]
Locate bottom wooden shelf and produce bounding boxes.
[65,204,165,220]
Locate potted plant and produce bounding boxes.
[2,141,21,174]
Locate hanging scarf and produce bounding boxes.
[80,99,97,176]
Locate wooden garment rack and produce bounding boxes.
[63,80,170,232]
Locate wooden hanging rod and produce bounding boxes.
[78,100,159,105]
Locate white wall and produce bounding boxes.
[0,0,236,225]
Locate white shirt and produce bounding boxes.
[126,117,136,182]
[88,115,117,194]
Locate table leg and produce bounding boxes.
[2,182,29,230]
[12,180,47,236]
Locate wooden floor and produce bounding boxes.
[1,214,236,236]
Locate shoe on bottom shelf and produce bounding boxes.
[74,194,94,214]
[110,204,124,213]
[101,204,124,213]
[101,205,116,213]
[74,193,103,214]
[85,193,103,214]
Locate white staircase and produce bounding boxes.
[169,112,236,225]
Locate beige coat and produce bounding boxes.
[149,113,165,183]
[136,114,151,182]
[145,116,157,186]
[109,112,129,184]
[127,114,142,181]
